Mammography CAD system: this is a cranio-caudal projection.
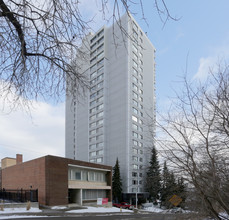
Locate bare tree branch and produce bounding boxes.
[0,0,176,110]
[154,63,229,218]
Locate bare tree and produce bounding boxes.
[0,0,91,107]
[156,64,229,219]
[0,0,175,109]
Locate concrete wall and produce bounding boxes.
[1,158,16,169]
[69,189,82,205]
[104,13,130,193]
[65,13,156,195]
[1,154,23,169]
[65,34,91,161]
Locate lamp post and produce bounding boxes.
[135,173,138,208]
[135,188,138,208]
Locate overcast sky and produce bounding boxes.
[1,0,229,162]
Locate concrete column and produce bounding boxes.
[79,189,82,206]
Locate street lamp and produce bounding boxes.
[135,185,138,208]
[135,172,138,208]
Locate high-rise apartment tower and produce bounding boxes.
[65,13,156,200]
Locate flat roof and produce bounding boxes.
[68,164,111,172]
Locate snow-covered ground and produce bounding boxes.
[0,216,41,219]
[0,207,42,219]
[1,205,228,220]
[51,206,68,210]
[0,207,41,214]
[0,206,132,219]
[142,206,164,213]
[67,206,133,213]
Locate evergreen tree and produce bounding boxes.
[145,147,161,203]
[161,161,170,207]
[176,177,186,207]
[167,171,177,196]
[112,158,122,203]
[161,161,186,208]
[161,161,177,208]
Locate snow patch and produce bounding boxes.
[219,212,229,220]
[51,206,67,210]
[0,207,41,214]
[0,216,41,219]
[143,206,164,213]
[67,206,132,213]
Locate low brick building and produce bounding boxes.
[1,155,112,206]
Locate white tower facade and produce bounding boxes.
[65,13,156,198]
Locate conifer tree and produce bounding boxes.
[176,177,186,207]
[146,147,161,202]
[160,161,177,208]
[161,161,170,207]
[177,177,185,196]
[112,158,122,203]
[161,161,186,208]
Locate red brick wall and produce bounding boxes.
[45,156,69,206]
[1,155,112,206]
[2,157,46,205]
[16,154,23,164]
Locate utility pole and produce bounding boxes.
[135,172,138,208]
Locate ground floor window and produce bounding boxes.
[82,189,106,200]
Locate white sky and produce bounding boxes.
[1,0,229,162]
